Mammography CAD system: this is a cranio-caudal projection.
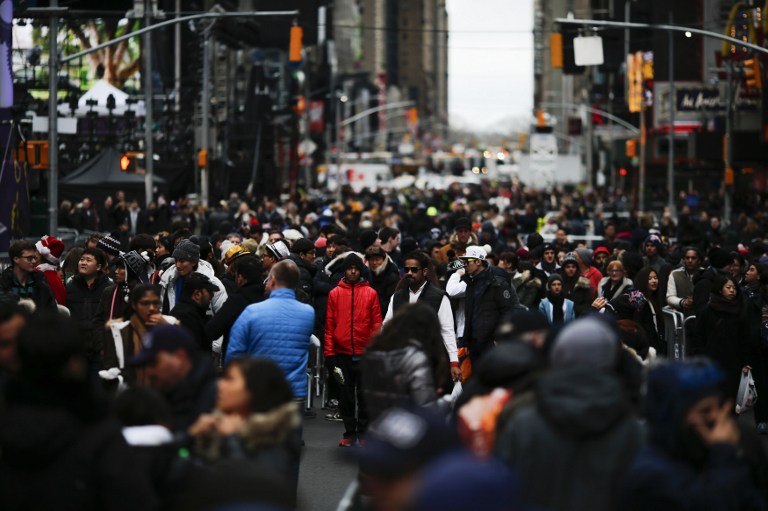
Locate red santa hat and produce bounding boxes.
[36,235,65,265]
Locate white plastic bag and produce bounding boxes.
[736,369,758,414]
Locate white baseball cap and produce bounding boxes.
[459,245,486,261]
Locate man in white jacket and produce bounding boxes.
[159,239,228,316]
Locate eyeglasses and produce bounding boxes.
[19,256,37,262]
[404,266,422,273]
[137,300,161,307]
[464,258,477,263]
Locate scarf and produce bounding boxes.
[708,292,742,315]
[548,292,565,325]
[129,315,149,385]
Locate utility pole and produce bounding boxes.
[143,0,154,207]
[200,24,211,205]
[667,12,676,216]
[47,1,59,235]
[724,61,733,226]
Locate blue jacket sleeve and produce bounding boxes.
[226,309,251,364]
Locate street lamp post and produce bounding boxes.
[667,12,676,217]
[143,0,154,207]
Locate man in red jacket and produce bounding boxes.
[325,253,382,446]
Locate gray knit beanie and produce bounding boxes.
[549,316,619,370]
[172,239,200,262]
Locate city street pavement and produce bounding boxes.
[298,404,358,511]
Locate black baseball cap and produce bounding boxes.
[183,273,219,294]
[127,325,197,366]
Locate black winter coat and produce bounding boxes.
[362,342,438,421]
[205,281,265,356]
[0,379,157,510]
[495,368,642,511]
[461,268,515,360]
[0,267,58,314]
[369,258,401,317]
[92,283,130,359]
[693,295,749,402]
[163,354,218,432]
[693,267,730,315]
[170,298,211,351]
[66,274,112,357]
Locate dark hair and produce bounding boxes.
[81,247,107,268]
[130,234,157,254]
[367,303,448,388]
[17,315,86,384]
[172,228,192,245]
[712,274,735,296]
[0,299,30,324]
[9,240,36,262]
[113,387,171,427]
[758,263,768,286]
[378,227,399,243]
[634,267,662,312]
[226,358,294,413]
[271,259,299,289]
[235,256,263,283]
[123,284,162,320]
[61,247,85,278]
[400,250,439,289]
[499,251,519,269]
[681,246,701,260]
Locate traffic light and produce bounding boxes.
[619,167,628,177]
[289,25,303,64]
[626,139,637,158]
[550,32,563,69]
[119,152,140,173]
[744,58,762,90]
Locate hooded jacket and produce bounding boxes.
[369,255,401,317]
[362,341,438,420]
[324,278,382,357]
[513,269,544,309]
[158,259,228,315]
[495,367,642,511]
[621,363,767,510]
[597,275,634,301]
[560,273,596,317]
[460,266,516,359]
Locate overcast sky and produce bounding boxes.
[446,0,534,131]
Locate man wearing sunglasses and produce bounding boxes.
[384,251,462,382]
[447,246,517,365]
[0,240,57,314]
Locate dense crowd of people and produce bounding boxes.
[1,185,768,510]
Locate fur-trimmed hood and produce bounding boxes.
[370,253,396,277]
[194,401,301,462]
[324,250,366,276]
[448,230,479,249]
[516,269,542,289]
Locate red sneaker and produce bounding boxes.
[338,437,355,447]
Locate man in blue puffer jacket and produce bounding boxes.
[226,259,315,402]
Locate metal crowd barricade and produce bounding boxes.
[662,307,685,360]
[682,315,696,360]
[307,335,323,409]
